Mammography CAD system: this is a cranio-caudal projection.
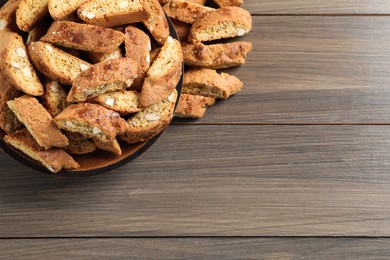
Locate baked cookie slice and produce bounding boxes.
[0,31,43,96]
[92,90,141,116]
[88,48,122,64]
[163,0,214,24]
[182,41,252,69]
[140,36,182,107]
[48,0,89,20]
[78,0,151,27]
[0,70,22,134]
[124,26,151,89]
[41,81,70,117]
[41,21,125,53]
[120,90,177,144]
[188,6,252,42]
[171,19,190,42]
[93,137,122,155]
[67,57,137,102]
[63,132,97,155]
[213,0,243,7]
[28,41,91,85]
[5,128,79,173]
[16,0,49,32]
[143,0,169,45]
[187,0,206,4]
[7,95,69,149]
[183,68,243,99]
[54,103,127,142]
[0,0,20,31]
[26,19,51,44]
[175,93,215,118]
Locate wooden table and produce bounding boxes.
[2,1,390,258]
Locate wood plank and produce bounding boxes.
[2,125,390,237]
[2,238,390,259]
[244,1,390,14]
[176,16,390,124]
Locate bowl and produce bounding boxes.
[0,5,183,177]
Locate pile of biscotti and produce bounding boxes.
[0,0,252,173]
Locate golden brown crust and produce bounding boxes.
[124,26,151,89]
[87,48,122,64]
[182,41,252,69]
[54,102,127,142]
[188,6,252,42]
[41,21,125,53]
[163,0,214,24]
[91,90,141,116]
[4,128,79,173]
[7,95,69,149]
[48,0,89,20]
[140,37,182,107]
[16,0,49,32]
[27,41,91,85]
[143,0,169,45]
[0,0,20,31]
[93,137,122,155]
[213,0,243,7]
[77,0,151,28]
[41,81,70,117]
[67,57,138,102]
[175,93,215,118]
[183,68,243,99]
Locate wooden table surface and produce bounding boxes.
[2,1,390,259]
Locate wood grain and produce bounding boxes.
[2,125,390,237]
[175,16,390,124]
[2,238,390,259]
[244,1,390,14]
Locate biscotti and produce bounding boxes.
[163,0,214,24]
[175,93,215,118]
[5,128,79,173]
[48,0,89,20]
[0,31,43,96]
[88,48,122,64]
[124,26,151,89]
[93,137,122,155]
[41,81,70,117]
[140,36,182,107]
[143,0,169,45]
[188,6,252,42]
[28,41,92,85]
[120,90,177,144]
[0,0,20,31]
[64,132,97,155]
[16,0,49,32]
[0,70,22,134]
[78,0,151,27]
[182,41,252,69]
[171,19,190,41]
[54,103,127,142]
[183,68,243,99]
[67,57,137,102]
[213,0,243,7]
[92,90,141,116]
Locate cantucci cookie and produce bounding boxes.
[171,19,190,42]
[0,0,20,31]
[26,19,51,44]
[7,95,69,149]
[120,90,177,144]
[149,47,161,64]
[92,90,140,116]
[0,70,22,134]
[187,0,206,4]
[124,26,151,89]
[182,41,252,69]
[5,128,79,173]
[28,41,92,85]
[48,0,89,20]
[41,21,125,53]
[88,48,122,64]
[175,93,215,118]
[213,0,243,7]
[93,137,122,155]
[140,36,182,107]
[0,31,43,96]
[188,6,252,42]
[163,0,214,24]
[67,57,137,102]
[183,68,243,99]
[77,0,151,28]
[41,81,70,117]
[63,132,97,155]
[16,0,49,32]
[143,0,169,45]
[54,103,127,142]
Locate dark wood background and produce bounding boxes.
[3,1,390,258]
